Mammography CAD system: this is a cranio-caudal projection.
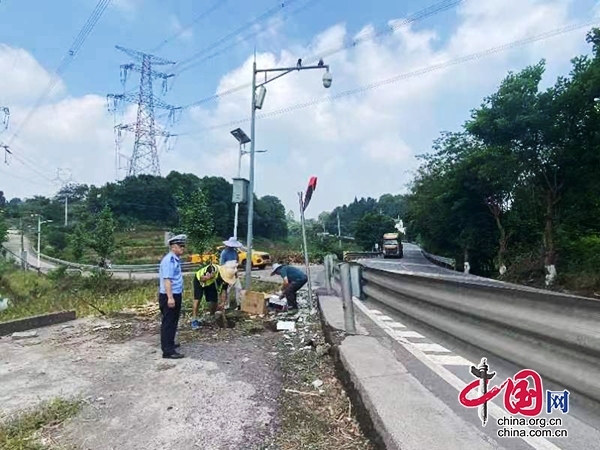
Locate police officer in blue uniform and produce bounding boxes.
[159,234,186,359]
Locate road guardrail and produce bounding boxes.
[359,266,600,404]
[421,249,456,270]
[343,251,382,262]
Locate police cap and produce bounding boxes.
[168,234,187,246]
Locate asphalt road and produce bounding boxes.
[3,230,55,272]
[357,242,600,450]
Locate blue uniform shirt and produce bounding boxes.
[279,265,307,284]
[220,247,238,265]
[159,251,183,294]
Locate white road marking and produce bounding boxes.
[369,309,383,315]
[412,343,451,353]
[388,322,407,329]
[378,315,395,321]
[393,330,424,339]
[353,297,562,450]
[427,355,474,366]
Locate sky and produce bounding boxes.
[0,0,599,219]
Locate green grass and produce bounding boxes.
[0,261,281,324]
[0,398,82,450]
[0,263,156,322]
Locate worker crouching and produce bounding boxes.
[191,261,238,329]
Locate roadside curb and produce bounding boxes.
[318,293,388,450]
[0,311,76,336]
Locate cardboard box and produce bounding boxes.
[241,290,268,315]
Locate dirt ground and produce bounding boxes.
[0,314,282,450]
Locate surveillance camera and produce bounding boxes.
[323,71,332,89]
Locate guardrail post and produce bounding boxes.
[324,255,333,294]
[340,263,356,334]
[349,263,363,300]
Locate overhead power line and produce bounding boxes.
[174,0,301,72]
[178,18,600,136]
[175,0,323,76]
[7,0,113,147]
[179,0,464,110]
[150,0,226,53]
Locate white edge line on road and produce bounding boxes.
[390,327,425,339]
[427,355,473,366]
[353,297,562,450]
[411,343,452,353]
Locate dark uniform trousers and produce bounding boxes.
[283,279,307,309]
[158,293,182,355]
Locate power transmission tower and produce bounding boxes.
[54,168,73,226]
[107,46,180,177]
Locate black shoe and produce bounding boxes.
[162,352,185,359]
[175,343,181,349]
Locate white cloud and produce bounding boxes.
[170,15,194,42]
[1,0,595,219]
[170,0,590,217]
[0,44,65,104]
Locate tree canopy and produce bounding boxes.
[406,28,600,289]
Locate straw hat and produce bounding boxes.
[219,263,237,285]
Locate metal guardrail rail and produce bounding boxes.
[421,249,456,270]
[360,266,600,404]
[1,246,42,274]
[34,252,204,274]
[343,251,382,262]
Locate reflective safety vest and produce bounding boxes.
[195,264,220,287]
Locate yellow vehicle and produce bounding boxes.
[190,246,271,270]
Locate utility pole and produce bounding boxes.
[19,217,26,270]
[108,46,180,177]
[54,168,72,227]
[337,212,342,248]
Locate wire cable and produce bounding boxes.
[7,0,113,147]
[150,0,226,53]
[175,0,323,76]
[178,18,600,135]
[178,0,464,110]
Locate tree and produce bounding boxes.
[176,190,214,253]
[199,176,234,238]
[69,222,89,261]
[89,205,116,266]
[466,61,574,283]
[254,195,288,240]
[0,210,7,244]
[354,213,396,250]
[0,191,5,207]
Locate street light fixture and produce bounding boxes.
[244,58,332,289]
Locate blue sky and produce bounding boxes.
[1,0,599,218]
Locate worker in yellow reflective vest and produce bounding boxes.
[191,263,223,330]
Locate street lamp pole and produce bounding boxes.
[244,59,332,290]
[245,60,258,289]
